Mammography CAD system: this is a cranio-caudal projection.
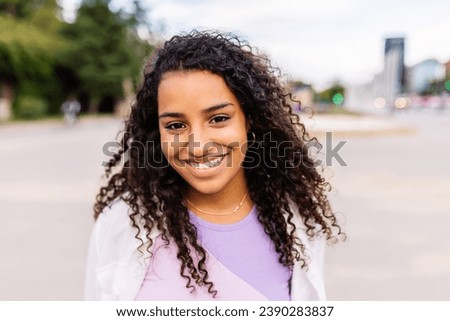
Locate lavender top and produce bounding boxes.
[189,206,292,300]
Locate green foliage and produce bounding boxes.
[291,80,310,88]
[0,14,66,79]
[420,71,450,95]
[61,0,153,110]
[0,0,33,18]
[0,0,70,117]
[14,95,49,119]
[1,0,152,118]
[322,106,363,116]
[316,83,345,103]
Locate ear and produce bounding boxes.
[246,115,252,133]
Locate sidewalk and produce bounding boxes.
[301,114,416,138]
[0,113,417,139]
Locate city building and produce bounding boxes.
[407,59,445,93]
[445,60,450,78]
[292,85,314,112]
[383,37,406,108]
[0,81,13,121]
[345,37,406,113]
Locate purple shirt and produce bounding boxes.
[189,206,292,300]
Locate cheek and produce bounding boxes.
[160,134,186,170]
[217,120,248,143]
[159,134,173,160]
[226,135,248,165]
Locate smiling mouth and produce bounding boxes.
[185,155,227,169]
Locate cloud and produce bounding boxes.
[63,0,450,88]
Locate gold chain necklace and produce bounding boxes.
[186,192,249,216]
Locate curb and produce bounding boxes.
[308,126,417,139]
[301,114,417,138]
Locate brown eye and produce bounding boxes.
[210,115,230,124]
[165,122,185,130]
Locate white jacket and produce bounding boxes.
[84,199,327,300]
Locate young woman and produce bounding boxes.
[85,31,344,301]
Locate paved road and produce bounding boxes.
[324,110,450,300]
[0,110,449,300]
[0,118,123,300]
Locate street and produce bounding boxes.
[0,110,449,300]
[324,110,450,300]
[0,118,123,300]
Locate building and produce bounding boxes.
[407,59,445,93]
[0,81,13,121]
[345,37,406,113]
[383,37,405,108]
[292,85,314,112]
[445,60,450,78]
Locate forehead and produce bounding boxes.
[158,70,226,92]
[157,70,239,112]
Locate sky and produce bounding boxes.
[60,0,450,90]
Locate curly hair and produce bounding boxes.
[94,30,344,297]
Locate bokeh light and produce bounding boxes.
[394,97,408,109]
[374,97,386,108]
[332,93,344,105]
[445,80,450,91]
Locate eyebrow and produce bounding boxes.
[158,102,233,119]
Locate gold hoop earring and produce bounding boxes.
[247,131,256,148]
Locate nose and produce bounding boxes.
[187,129,212,158]
[173,126,224,160]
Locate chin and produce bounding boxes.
[184,179,228,196]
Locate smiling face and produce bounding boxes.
[157,70,249,197]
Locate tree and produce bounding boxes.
[0,0,34,18]
[1,0,153,119]
[0,0,69,118]
[420,74,450,96]
[290,80,310,89]
[316,83,345,105]
[62,0,153,113]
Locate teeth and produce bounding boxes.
[188,156,225,169]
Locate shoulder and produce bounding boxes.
[90,198,148,261]
[287,201,325,239]
[97,198,131,223]
[86,198,150,300]
[288,201,327,300]
[94,198,133,241]
[287,201,326,259]
[92,198,161,252]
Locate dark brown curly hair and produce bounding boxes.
[94,30,344,297]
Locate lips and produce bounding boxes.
[185,155,227,169]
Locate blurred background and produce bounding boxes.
[0,0,449,300]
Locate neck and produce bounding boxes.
[185,176,253,224]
